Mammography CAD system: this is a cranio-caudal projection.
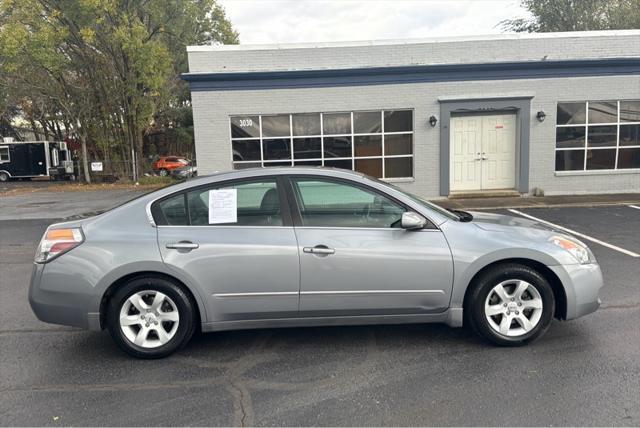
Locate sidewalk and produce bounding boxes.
[432,193,640,210]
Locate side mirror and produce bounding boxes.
[401,211,427,230]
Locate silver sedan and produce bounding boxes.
[29,167,603,358]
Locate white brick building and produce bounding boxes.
[184,31,640,198]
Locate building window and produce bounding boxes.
[556,100,640,172]
[230,110,414,179]
[0,146,9,162]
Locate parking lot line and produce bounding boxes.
[507,209,640,258]
[629,205,640,210]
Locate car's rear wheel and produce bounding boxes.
[158,169,168,177]
[466,264,555,346]
[106,276,196,358]
[0,172,9,182]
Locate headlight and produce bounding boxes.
[35,228,84,263]
[549,235,593,264]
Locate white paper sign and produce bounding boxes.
[91,162,103,172]
[208,189,237,224]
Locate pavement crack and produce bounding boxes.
[228,377,250,427]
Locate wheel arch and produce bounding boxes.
[462,258,567,321]
[99,271,204,330]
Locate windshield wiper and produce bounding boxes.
[448,209,473,222]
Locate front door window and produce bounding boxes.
[291,178,405,228]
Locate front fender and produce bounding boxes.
[440,221,569,308]
[449,247,564,307]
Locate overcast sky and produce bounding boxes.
[218,0,530,45]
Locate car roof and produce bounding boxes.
[147,167,367,197]
[188,166,365,182]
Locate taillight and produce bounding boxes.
[35,228,84,263]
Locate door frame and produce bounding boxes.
[438,96,533,196]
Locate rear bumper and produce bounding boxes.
[549,263,603,320]
[28,263,96,330]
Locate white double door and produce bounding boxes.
[450,114,517,192]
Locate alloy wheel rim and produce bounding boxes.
[119,290,180,348]
[484,279,543,337]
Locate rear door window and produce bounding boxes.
[187,180,283,226]
[151,179,284,226]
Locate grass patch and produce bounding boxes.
[137,175,174,186]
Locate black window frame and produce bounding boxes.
[555,99,640,172]
[282,174,437,229]
[0,146,9,162]
[230,109,414,179]
[150,176,293,227]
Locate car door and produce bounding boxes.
[287,176,454,317]
[153,177,300,322]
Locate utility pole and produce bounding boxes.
[131,146,138,182]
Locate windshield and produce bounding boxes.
[366,177,460,221]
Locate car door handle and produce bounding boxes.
[166,241,199,250]
[303,246,335,255]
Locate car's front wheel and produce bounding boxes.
[106,276,196,358]
[466,264,555,346]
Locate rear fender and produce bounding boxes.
[93,261,209,322]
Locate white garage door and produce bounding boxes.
[450,113,516,192]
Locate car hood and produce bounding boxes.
[468,211,557,233]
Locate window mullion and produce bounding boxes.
[584,101,589,170]
[350,111,355,171]
[381,110,386,179]
[259,115,264,167]
[289,114,294,166]
[320,113,325,167]
[615,101,620,170]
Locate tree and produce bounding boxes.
[0,0,238,182]
[500,0,640,32]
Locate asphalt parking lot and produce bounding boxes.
[1,187,639,426]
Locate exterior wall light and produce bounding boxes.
[429,116,438,127]
[536,111,546,122]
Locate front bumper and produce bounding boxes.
[549,263,603,320]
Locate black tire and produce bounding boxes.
[106,276,197,358]
[466,263,555,346]
[158,169,168,177]
[0,172,9,182]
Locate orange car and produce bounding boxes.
[152,156,190,176]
